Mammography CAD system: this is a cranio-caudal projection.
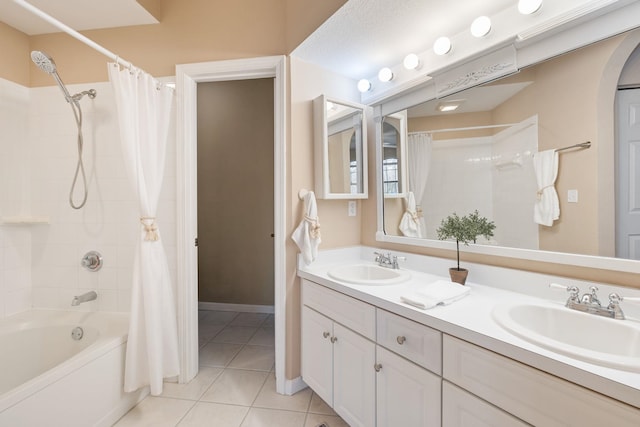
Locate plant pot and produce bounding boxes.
[449,268,469,285]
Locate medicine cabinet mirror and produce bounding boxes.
[313,95,368,199]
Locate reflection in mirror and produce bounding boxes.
[314,95,367,199]
[381,30,640,260]
[382,111,407,197]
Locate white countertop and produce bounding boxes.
[298,247,640,409]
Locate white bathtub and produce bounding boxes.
[0,310,148,427]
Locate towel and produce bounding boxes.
[533,149,559,226]
[399,191,425,238]
[291,191,321,265]
[400,280,471,310]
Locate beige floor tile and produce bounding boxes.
[213,325,259,344]
[240,408,306,427]
[201,368,269,406]
[198,323,225,342]
[253,373,312,412]
[231,312,269,327]
[263,314,275,328]
[199,341,243,367]
[200,310,238,325]
[177,402,249,427]
[228,345,275,371]
[112,396,194,427]
[304,413,350,427]
[248,327,274,346]
[161,367,223,400]
[308,392,338,416]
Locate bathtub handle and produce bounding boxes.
[82,251,103,271]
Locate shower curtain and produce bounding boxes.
[401,132,432,238]
[108,63,179,396]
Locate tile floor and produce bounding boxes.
[113,310,349,427]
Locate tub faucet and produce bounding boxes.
[71,291,97,306]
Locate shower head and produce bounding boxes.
[31,50,57,74]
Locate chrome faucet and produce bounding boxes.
[549,283,640,320]
[71,291,98,306]
[374,252,405,269]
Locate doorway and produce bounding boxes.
[176,56,287,393]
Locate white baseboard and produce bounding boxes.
[283,376,308,395]
[198,301,274,314]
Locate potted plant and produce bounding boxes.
[436,210,495,285]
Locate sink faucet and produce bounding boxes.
[374,252,405,269]
[549,283,640,320]
[72,291,98,306]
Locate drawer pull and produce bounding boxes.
[330,336,338,343]
[397,335,406,345]
[323,331,330,338]
[374,363,382,372]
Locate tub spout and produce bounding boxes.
[71,291,97,306]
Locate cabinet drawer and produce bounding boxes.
[443,335,640,426]
[376,309,442,374]
[301,279,376,340]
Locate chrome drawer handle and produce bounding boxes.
[330,336,338,343]
[323,331,330,338]
[397,336,406,345]
[374,363,382,372]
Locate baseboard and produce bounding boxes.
[283,376,308,395]
[198,301,274,314]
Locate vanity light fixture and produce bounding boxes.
[433,36,452,56]
[518,0,543,15]
[403,53,421,70]
[357,78,372,93]
[378,67,394,82]
[470,16,492,38]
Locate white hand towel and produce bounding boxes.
[400,280,471,310]
[399,191,425,238]
[291,191,321,265]
[533,149,559,226]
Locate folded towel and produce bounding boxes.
[533,149,559,226]
[400,280,471,310]
[291,191,321,265]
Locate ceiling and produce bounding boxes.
[292,0,626,82]
[0,0,157,35]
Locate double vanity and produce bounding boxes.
[298,247,640,426]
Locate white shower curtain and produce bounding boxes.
[404,132,432,238]
[108,63,179,396]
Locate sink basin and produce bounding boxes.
[492,303,640,371]
[327,264,411,285]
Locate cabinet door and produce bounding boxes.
[301,306,334,406]
[443,381,528,427]
[376,346,441,427]
[333,323,376,427]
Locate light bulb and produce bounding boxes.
[433,36,452,56]
[357,79,371,93]
[403,54,420,70]
[518,0,542,15]
[470,16,491,38]
[378,67,394,82]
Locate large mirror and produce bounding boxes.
[380,27,640,268]
[314,95,368,199]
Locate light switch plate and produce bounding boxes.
[348,201,357,216]
[568,189,578,203]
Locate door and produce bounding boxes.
[196,78,275,305]
[332,323,376,427]
[301,306,334,406]
[616,88,640,259]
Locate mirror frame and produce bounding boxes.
[374,7,640,274]
[314,94,368,199]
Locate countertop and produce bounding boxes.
[298,247,640,409]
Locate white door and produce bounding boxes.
[301,306,334,406]
[332,323,376,427]
[376,346,441,427]
[616,88,640,259]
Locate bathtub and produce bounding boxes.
[0,310,148,427]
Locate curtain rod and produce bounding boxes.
[13,0,135,71]
[409,122,520,135]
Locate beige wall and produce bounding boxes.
[0,22,30,86]
[197,79,274,306]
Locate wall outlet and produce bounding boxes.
[568,189,579,203]
[348,201,357,216]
